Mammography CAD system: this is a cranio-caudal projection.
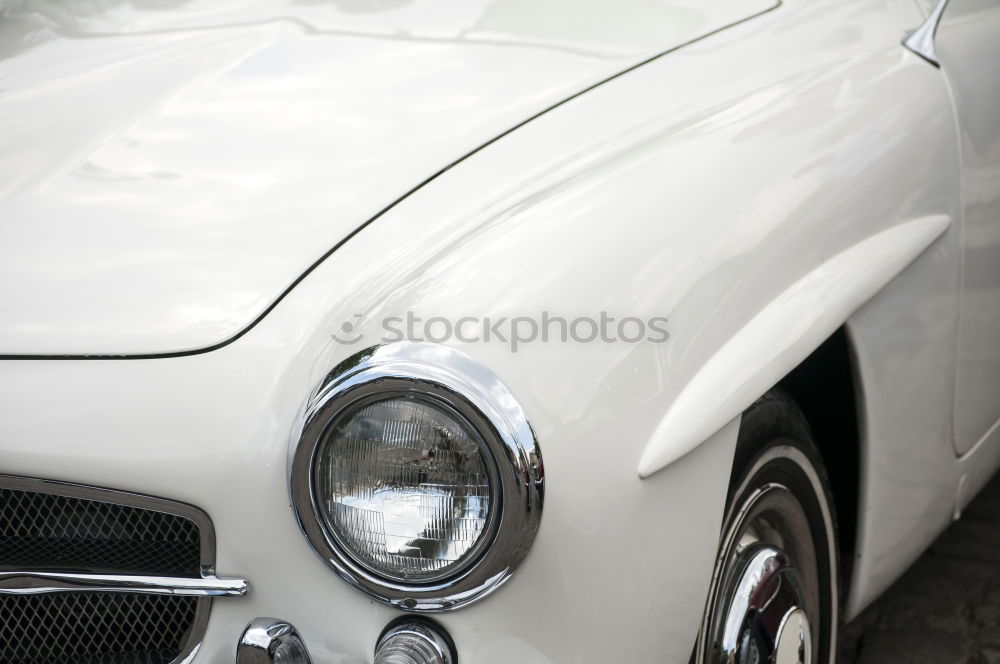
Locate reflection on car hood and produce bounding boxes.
[0,0,772,356]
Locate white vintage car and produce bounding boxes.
[1,0,998,662]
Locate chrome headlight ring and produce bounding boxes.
[289,342,544,611]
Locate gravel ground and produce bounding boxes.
[838,472,1000,663]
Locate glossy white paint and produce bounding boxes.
[0,0,997,662]
[841,0,1000,615]
[637,215,951,478]
[937,0,1000,455]
[0,0,773,356]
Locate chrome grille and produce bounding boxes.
[0,593,198,664]
[0,488,201,575]
[0,477,216,664]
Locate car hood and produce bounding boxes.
[0,0,772,356]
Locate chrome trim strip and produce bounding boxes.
[903,0,951,67]
[289,342,544,612]
[0,571,248,597]
[237,618,313,664]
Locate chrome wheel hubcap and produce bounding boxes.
[775,608,811,664]
[719,546,812,664]
[697,479,822,664]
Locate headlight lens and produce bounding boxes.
[291,343,544,611]
[313,394,498,582]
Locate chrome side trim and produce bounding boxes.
[237,618,313,664]
[903,0,951,67]
[0,571,247,597]
[289,342,544,612]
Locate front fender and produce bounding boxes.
[637,214,949,477]
[0,0,960,661]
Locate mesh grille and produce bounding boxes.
[0,484,208,663]
[0,593,198,664]
[0,488,201,575]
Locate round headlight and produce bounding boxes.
[313,393,500,582]
[290,343,544,611]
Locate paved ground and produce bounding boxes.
[838,472,1000,663]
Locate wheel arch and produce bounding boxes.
[779,327,862,610]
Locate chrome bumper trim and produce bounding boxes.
[237,618,313,664]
